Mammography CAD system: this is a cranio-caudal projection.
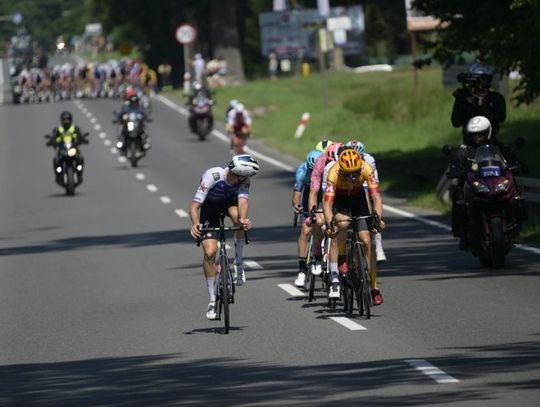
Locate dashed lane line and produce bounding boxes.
[160,196,172,204]
[117,156,127,163]
[175,209,189,218]
[135,173,146,180]
[277,284,305,297]
[99,132,106,139]
[103,140,111,146]
[110,147,118,154]
[146,184,158,192]
[405,359,460,384]
[329,317,367,331]
[94,124,101,131]
[90,117,97,124]
[243,260,263,270]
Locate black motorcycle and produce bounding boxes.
[189,95,213,140]
[45,132,89,196]
[114,111,150,167]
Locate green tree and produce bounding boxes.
[413,0,540,104]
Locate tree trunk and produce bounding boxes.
[210,0,245,82]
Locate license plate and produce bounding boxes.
[480,166,501,177]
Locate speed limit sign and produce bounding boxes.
[175,24,197,45]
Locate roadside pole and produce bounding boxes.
[318,28,330,110]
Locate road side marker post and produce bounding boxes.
[294,112,310,139]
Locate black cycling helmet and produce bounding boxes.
[60,111,73,127]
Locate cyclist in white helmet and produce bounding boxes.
[189,154,260,320]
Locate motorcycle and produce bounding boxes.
[462,144,525,268]
[45,132,89,196]
[189,95,213,140]
[114,111,149,167]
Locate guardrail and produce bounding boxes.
[516,177,540,203]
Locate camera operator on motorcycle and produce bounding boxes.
[187,81,214,134]
[46,111,88,184]
[116,87,151,153]
[226,103,252,154]
[451,62,506,144]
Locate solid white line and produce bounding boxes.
[110,147,118,154]
[383,204,452,232]
[154,94,540,254]
[277,283,305,297]
[329,317,367,331]
[104,140,111,146]
[146,184,158,192]
[99,132,106,139]
[117,156,127,163]
[244,260,263,270]
[94,124,101,131]
[135,173,146,180]
[175,209,189,218]
[405,359,460,384]
[160,196,172,204]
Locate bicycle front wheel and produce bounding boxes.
[220,254,230,334]
[355,242,371,319]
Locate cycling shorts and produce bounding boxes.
[333,193,370,231]
[200,198,238,240]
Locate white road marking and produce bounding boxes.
[94,124,101,131]
[135,173,146,180]
[175,209,189,218]
[0,59,3,104]
[110,147,118,154]
[104,140,111,146]
[405,359,460,384]
[244,260,263,269]
[117,156,127,163]
[86,112,92,118]
[146,184,158,192]
[160,196,172,204]
[99,132,106,139]
[90,117,97,124]
[329,317,367,331]
[277,284,305,297]
[225,244,232,250]
[155,94,540,255]
[82,108,88,114]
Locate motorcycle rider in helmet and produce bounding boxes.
[451,62,506,144]
[187,81,213,133]
[116,86,151,152]
[46,111,88,184]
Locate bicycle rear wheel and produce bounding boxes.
[220,254,230,334]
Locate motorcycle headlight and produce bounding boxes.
[495,179,510,193]
[473,181,490,193]
[127,122,135,131]
[67,148,78,157]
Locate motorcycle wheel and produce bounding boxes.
[128,143,138,167]
[196,119,207,141]
[65,167,75,196]
[489,217,506,269]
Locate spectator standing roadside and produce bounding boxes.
[268,52,278,80]
[192,53,206,84]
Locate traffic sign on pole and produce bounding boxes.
[175,24,197,45]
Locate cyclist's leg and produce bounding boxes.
[200,203,223,305]
[227,203,247,284]
[295,221,311,286]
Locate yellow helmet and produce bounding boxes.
[338,149,362,173]
[315,139,333,152]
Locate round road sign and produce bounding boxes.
[175,24,197,45]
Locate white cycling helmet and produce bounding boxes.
[235,103,245,113]
[229,99,239,109]
[466,116,492,140]
[345,139,366,154]
[228,154,260,177]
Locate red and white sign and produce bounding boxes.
[294,112,310,139]
[175,24,197,45]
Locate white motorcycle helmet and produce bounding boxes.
[466,116,492,144]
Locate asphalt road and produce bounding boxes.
[1,92,539,406]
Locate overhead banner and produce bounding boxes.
[259,5,364,58]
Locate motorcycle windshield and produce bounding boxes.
[474,145,507,177]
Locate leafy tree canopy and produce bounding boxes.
[413,0,540,104]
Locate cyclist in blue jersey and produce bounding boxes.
[190,154,260,320]
[292,149,323,287]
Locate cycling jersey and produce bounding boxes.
[324,161,379,202]
[294,163,311,192]
[310,154,331,192]
[227,109,252,129]
[193,167,250,204]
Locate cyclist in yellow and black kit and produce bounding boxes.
[323,148,385,304]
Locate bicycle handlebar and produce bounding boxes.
[293,207,323,227]
[196,226,249,246]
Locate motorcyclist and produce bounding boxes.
[451,62,506,144]
[116,87,151,152]
[46,111,88,184]
[187,81,214,133]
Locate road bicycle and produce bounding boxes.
[198,213,248,334]
[332,213,381,319]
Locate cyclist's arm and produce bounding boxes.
[237,196,251,230]
[292,190,302,210]
[189,201,202,238]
